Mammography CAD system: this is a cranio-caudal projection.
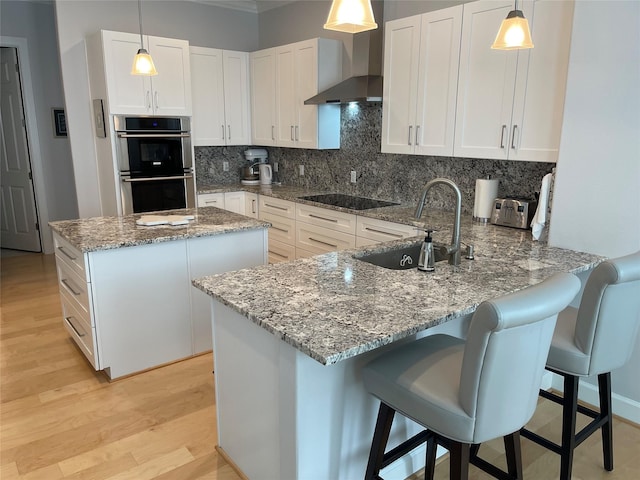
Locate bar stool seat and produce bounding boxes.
[363,272,581,480]
[521,250,640,480]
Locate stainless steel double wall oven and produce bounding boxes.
[115,116,195,214]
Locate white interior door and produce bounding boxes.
[0,47,41,252]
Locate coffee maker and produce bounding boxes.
[241,149,270,185]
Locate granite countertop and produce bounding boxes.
[49,207,270,253]
[193,210,604,366]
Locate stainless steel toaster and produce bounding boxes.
[490,198,537,229]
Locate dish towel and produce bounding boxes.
[531,172,553,241]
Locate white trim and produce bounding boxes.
[0,36,52,254]
[551,373,640,425]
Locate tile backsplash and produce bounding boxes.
[195,103,553,214]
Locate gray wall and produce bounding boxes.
[0,0,78,252]
[549,0,640,405]
[54,0,259,217]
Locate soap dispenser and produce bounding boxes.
[418,230,435,272]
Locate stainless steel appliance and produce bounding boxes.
[115,115,194,214]
[490,197,537,229]
[241,148,268,185]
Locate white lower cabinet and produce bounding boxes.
[258,196,296,263]
[355,216,419,247]
[295,204,356,257]
[224,191,259,218]
[197,192,225,208]
[53,229,267,379]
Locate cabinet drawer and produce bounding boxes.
[261,211,296,244]
[356,216,419,243]
[268,238,296,264]
[296,204,356,235]
[259,196,296,219]
[296,222,356,255]
[198,192,225,208]
[61,294,98,369]
[56,258,91,320]
[54,234,87,281]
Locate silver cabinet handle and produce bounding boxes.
[251,199,257,214]
[117,133,190,138]
[61,278,82,296]
[290,126,294,141]
[204,200,219,205]
[295,125,299,141]
[265,202,288,211]
[122,174,193,182]
[270,226,289,233]
[415,125,420,146]
[500,125,507,149]
[228,125,231,140]
[146,91,151,109]
[221,125,225,139]
[57,246,77,261]
[154,91,159,109]
[308,213,338,223]
[65,316,86,338]
[271,125,275,140]
[269,250,288,260]
[408,126,413,146]
[364,227,403,238]
[309,237,338,249]
[511,124,518,149]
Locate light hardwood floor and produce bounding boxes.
[1,253,639,479]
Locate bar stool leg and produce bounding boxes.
[365,402,396,480]
[449,442,470,480]
[504,432,523,479]
[560,374,579,480]
[598,372,614,471]
[425,435,437,480]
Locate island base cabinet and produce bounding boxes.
[90,241,193,380]
[212,302,431,480]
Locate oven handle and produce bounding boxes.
[122,174,193,183]
[117,133,190,138]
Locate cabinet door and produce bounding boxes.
[381,15,422,154]
[244,192,259,219]
[223,50,251,145]
[224,191,245,215]
[148,36,192,116]
[509,0,573,162]
[414,5,463,156]
[190,47,226,146]
[294,40,318,149]
[101,30,151,114]
[454,0,516,160]
[250,48,277,146]
[197,192,225,208]
[275,46,296,147]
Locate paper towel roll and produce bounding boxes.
[473,178,499,221]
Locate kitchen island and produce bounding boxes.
[50,207,269,379]
[193,212,603,480]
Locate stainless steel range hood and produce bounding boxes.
[304,27,383,105]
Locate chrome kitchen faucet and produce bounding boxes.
[415,178,462,267]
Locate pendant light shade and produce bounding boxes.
[131,0,158,75]
[491,3,534,50]
[324,0,378,34]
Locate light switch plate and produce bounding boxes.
[350,171,357,183]
[299,165,304,176]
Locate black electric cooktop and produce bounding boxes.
[299,194,399,211]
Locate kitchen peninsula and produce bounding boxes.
[193,213,603,480]
[49,207,269,380]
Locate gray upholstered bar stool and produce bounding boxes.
[521,250,640,480]
[363,272,580,480]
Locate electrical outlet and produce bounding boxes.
[223,161,229,172]
[208,166,215,175]
[299,165,305,176]
[350,170,357,183]
[273,162,279,172]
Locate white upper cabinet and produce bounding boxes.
[190,47,251,146]
[89,30,192,116]
[382,5,462,156]
[252,38,342,150]
[250,48,277,146]
[454,0,574,162]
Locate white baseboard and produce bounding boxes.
[550,373,640,425]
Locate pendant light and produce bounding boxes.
[324,0,378,34]
[131,0,158,75]
[491,0,534,50]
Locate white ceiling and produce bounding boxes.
[193,0,298,14]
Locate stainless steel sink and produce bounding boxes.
[354,242,449,270]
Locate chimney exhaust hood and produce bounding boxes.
[304,28,383,105]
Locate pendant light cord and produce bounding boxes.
[138,0,144,48]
